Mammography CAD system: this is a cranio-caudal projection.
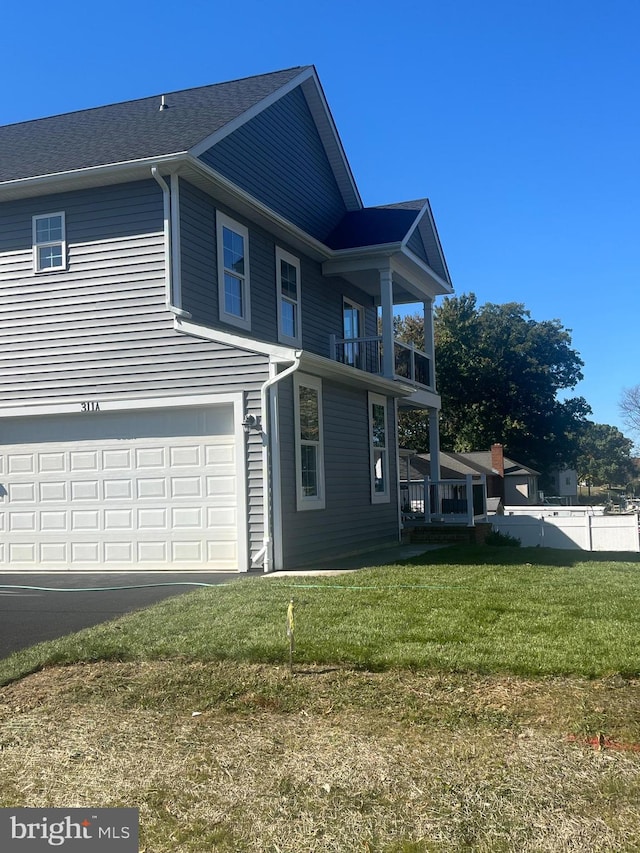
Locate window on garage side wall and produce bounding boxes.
[33,212,66,272]
[294,374,325,511]
[369,392,389,503]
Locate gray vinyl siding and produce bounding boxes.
[407,226,430,266]
[179,179,217,324]
[199,87,348,241]
[278,377,399,568]
[179,178,376,358]
[299,258,377,358]
[0,179,270,560]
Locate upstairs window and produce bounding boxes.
[369,393,390,503]
[33,213,66,272]
[276,247,301,345]
[294,374,325,511]
[217,212,251,330]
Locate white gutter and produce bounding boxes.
[253,353,302,573]
[150,166,191,319]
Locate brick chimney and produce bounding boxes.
[491,443,505,478]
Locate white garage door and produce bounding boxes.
[0,405,240,570]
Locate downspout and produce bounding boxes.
[253,353,302,573]
[150,167,191,319]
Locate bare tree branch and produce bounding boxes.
[620,385,640,434]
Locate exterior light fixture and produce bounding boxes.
[242,413,262,434]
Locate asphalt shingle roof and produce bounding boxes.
[324,201,426,250]
[403,452,540,480]
[0,67,307,183]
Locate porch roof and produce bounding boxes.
[401,451,540,481]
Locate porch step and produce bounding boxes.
[405,523,491,545]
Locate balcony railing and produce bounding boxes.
[400,475,488,526]
[329,335,433,390]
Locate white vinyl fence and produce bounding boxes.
[492,512,640,551]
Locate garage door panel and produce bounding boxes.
[171,446,201,467]
[41,542,67,563]
[103,450,133,470]
[0,405,239,570]
[136,447,166,468]
[105,542,134,563]
[105,479,133,500]
[136,478,166,499]
[9,483,36,502]
[8,454,34,474]
[172,507,203,529]
[41,511,67,531]
[39,453,65,473]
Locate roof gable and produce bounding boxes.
[324,198,453,289]
[198,85,351,240]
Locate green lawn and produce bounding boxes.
[2,545,640,686]
[3,545,640,852]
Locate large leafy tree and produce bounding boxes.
[576,422,635,493]
[396,294,591,476]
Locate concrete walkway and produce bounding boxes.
[264,543,445,577]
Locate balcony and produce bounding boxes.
[329,335,433,390]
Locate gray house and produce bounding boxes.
[0,66,453,572]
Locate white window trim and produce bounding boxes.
[342,296,366,368]
[294,373,325,511]
[343,296,364,338]
[276,246,302,346]
[369,392,390,504]
[217,211,251,331]
[33,212,66,273]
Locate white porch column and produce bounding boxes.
[423,298,435,390]
[379,267,395,379]
[429,408,441,481]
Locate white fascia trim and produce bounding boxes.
[423,199,454,287]
[0,153,187,199]
[400,201,429,245]
[184,154,332,260]
[0,391,244,420]
[189,67,316,157]
[298,351,415,398]
[400,200,453,290]
[174,316,298,361]
[322,245,400,277]
[299,71,362,210]
[394,249,453,294]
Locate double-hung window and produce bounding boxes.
[33,212,66,272]
[276,247,301,345]
[294,374,325,511]
[369,393,390,503]
[217,212,251,330]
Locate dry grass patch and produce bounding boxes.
[2,661,640,851]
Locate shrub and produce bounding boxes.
[484,528,522,547]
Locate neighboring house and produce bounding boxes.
[549,469,579,504]
[0,65,453,572]
[403,444,540,507]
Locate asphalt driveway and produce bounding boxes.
[0,571,246,658]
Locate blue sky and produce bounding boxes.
[3,0,638,435]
